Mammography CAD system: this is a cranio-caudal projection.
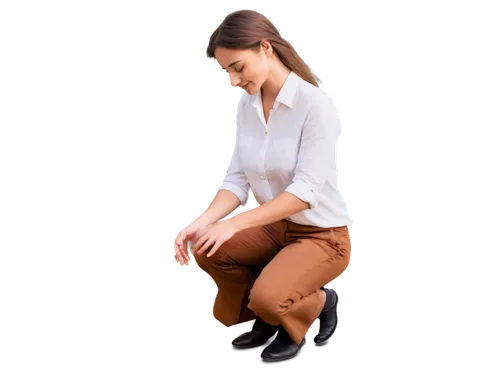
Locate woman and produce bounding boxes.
[173,10,353,362]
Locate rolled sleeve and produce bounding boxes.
[218,96,250,206]
[219,182,249,206]
[285,179,319,209]
[284,93,341,210]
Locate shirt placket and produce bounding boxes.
[256,99,280,201]
[259,121,275,201]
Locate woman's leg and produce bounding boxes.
[247,224,351,345]
[192,219,288,327]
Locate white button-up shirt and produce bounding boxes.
[218,70,353,228]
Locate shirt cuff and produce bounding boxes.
[284,180,318,210]
[218,182,249,206]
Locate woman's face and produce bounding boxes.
[215,43,271,94]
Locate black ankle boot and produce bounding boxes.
[232,317,279,349]
[314,288,339,344]
[260,327,307,365]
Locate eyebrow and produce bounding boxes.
[222,60,242,71]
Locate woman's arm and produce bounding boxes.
[230,191,308,231]
[193,189,242,226]
[195,95,249,226]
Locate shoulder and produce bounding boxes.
[298,81,341,132]
[298,80,335,112]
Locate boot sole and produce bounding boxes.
[231,333,277,352]
[312,324,338,349]
[259,339,307,365]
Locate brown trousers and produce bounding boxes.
[192,218,351,345]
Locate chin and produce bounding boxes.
[245,85,255,94]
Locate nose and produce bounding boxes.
[229,73,241,88]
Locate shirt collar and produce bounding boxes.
[251,70,301,110]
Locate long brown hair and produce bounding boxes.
[206,10,322,87]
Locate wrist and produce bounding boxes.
[229,216,246,233]
[194,211,214,227]
[194,217,213,227]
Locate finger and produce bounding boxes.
[198,241,214,256]
[206,242,220,258]
[178,250,187,265]
[192,233,208,251]
[177,249,185,266]
[188,245,195,260]
[176,232,191,263]
[174,252,184,267]
[192,235,207,254]
[182,250,191,262]
[172,241,183,263]
[172,237,179,253]
[176,231,185,250]
[172,238,178,257]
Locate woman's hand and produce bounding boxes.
[174,221,208,266]
[190,220,238,258]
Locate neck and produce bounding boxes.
[260,64,291,100]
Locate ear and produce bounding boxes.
[261,40,272,54]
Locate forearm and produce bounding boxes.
[194,189,242,226]
[229,192,309,232]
